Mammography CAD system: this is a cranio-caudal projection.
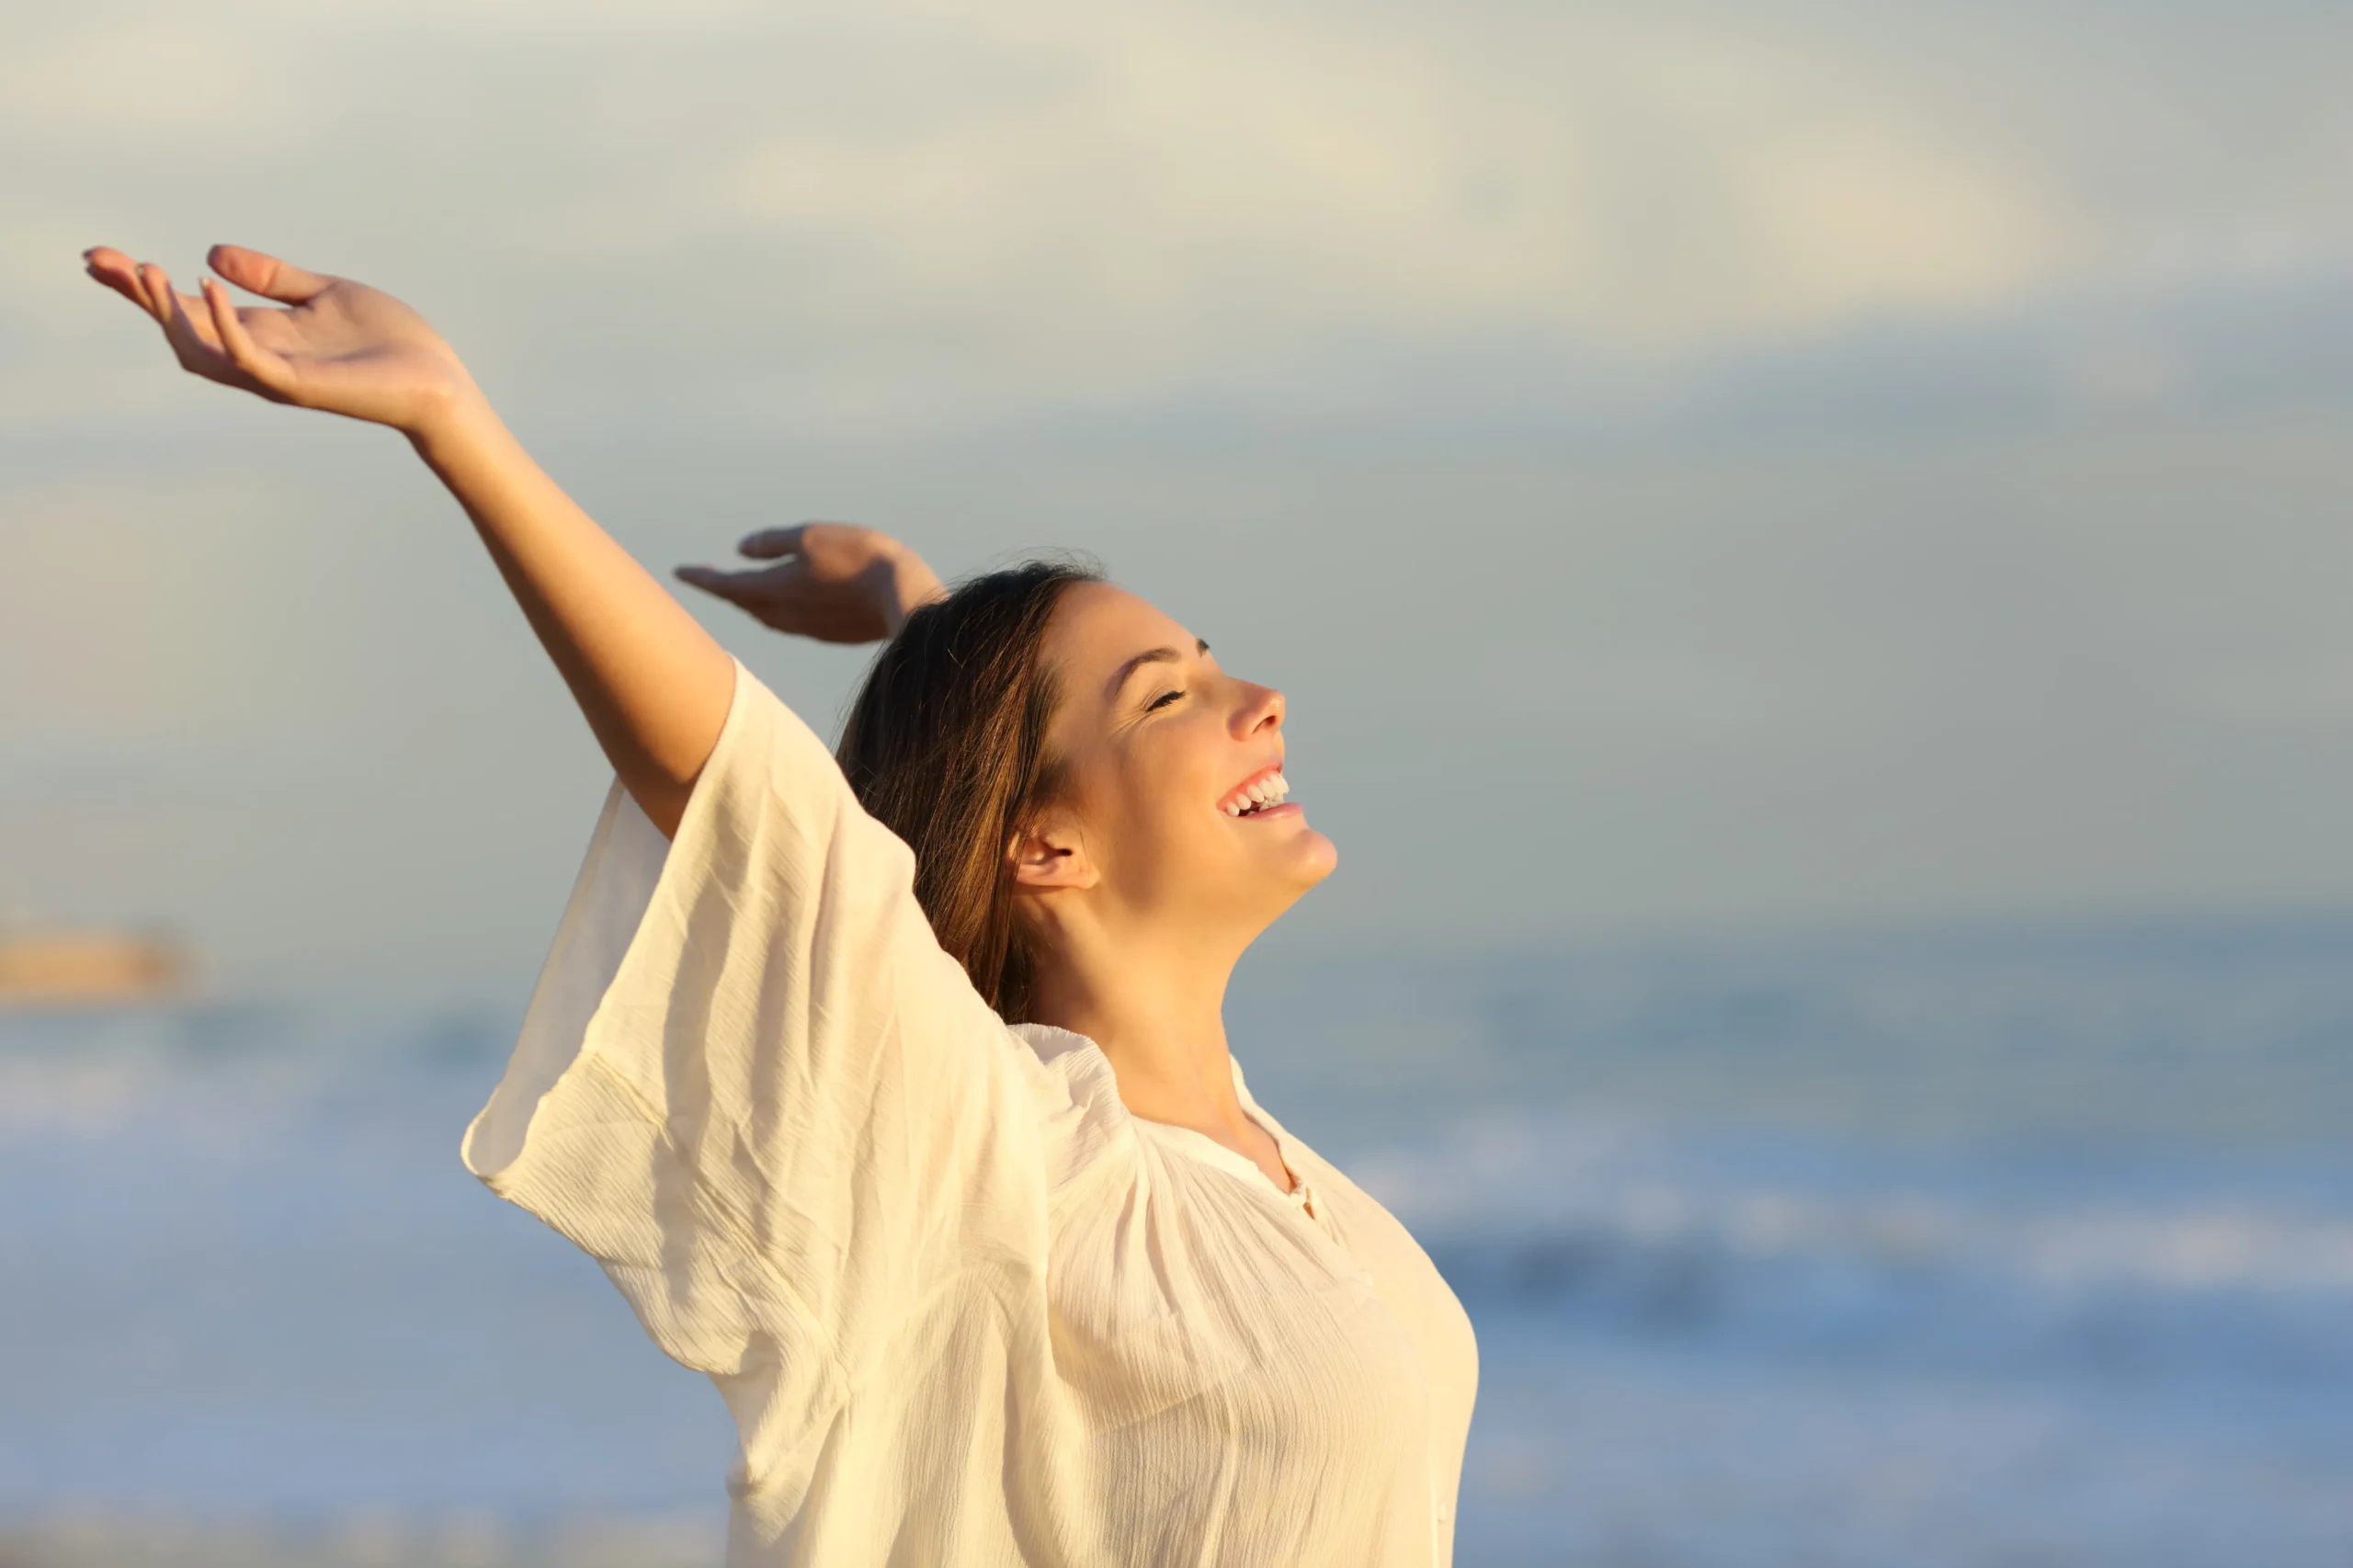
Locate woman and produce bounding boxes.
[83,244,1479,1565]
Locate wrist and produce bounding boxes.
[880,548,947,634]
[403,381,505,469]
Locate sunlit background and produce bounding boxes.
[4,2,2351,1564]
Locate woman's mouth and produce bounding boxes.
[1220,767,1290,817]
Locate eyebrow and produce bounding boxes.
[1110,637,1210,699]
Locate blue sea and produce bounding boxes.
[4,916,2350,1566]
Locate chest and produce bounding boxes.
[1042,1133,1472,1451]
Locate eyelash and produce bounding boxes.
[1147,688,1185,711]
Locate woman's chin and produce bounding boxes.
[1283,826,1339,889]
[1215,822,1338,920]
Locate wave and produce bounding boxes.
[1352,1112,2353,1383]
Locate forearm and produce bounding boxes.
[409,392,734,839]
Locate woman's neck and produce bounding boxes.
[1027,939,1256,1137]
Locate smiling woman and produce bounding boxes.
[82,241,1476,1566]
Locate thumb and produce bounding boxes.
[676,563,766,601]
[738,524,813,560]
[208,244,332,304]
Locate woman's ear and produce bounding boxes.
[1006,813,1097,892]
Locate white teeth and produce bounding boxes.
[1222,770,1291,817]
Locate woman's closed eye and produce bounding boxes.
[1147,687,1186,712]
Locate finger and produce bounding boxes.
[207,244,332,304]
[85,262,151,312]
[202,277,298,400]
[83,247,151,309]
[144,265,221,369]
[676,563,762,601]
[674,564,743,602]
[132,263,208,339]
[737,524,813,560]
[676,562,801,602]
[135,261,176,325]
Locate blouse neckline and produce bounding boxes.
[1010,1022,1317,1211]
[1132,1092,1312,1209]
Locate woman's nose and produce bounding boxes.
[1237,683,1285,735]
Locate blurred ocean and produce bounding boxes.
[3,915,2350,1568]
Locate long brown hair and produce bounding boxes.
[835,559,1102,1021]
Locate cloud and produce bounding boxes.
[661,6,2081,359]
[0,6,304,156]
[0,0,2113,435]
[7,0,2352,444]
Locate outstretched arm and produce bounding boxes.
[85,243,733,839]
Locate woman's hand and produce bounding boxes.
[84,244,478,438]
[85,241,740,840]
[676,524,947,643]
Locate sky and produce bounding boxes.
[4,0,2352,996]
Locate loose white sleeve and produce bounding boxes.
[461,654,1057,1502]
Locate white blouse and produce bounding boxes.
[462,655,1479,1565]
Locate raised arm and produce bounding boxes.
[84,243,733,839]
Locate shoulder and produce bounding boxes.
[1007,1022,1137,1208]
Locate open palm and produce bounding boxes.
[676,523,946,643]
[85,243,474,434]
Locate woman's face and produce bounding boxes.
[1022,582,1337,940]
